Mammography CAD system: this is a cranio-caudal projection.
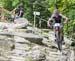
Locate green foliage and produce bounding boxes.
[3,0,13,10]
[47,0,75,36]
[0,0,75,36]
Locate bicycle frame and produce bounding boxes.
[55,26,62,51]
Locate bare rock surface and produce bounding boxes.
[0,18,74,61]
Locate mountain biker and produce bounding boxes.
[11,4,24,22]
[15,4,24,18]
[47,6,68,43]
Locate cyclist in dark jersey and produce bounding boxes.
[15,4,24,18]
[11,4,24,22]
[47,7,68,42]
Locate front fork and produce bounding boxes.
[55,26,64,42]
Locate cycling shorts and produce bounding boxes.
[54,23,62,28]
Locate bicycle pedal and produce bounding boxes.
[62,42,65,45]
[55,39,56,41]
[54,39,57,42]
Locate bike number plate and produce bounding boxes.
[54,23,61,27]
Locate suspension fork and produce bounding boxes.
[55,26,60,38]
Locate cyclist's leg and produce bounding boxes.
[53,26,56,32]
[60,26,64,44]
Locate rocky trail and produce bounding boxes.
[0,18,74,61]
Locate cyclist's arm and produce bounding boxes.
[47,14,54,26]
[60,14,68,23]
[47,18,51,27]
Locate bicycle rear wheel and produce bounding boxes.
[55,28,62,51]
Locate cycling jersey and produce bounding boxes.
[15,6,24,17]
[50,14,66,23]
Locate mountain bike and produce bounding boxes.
[55,23,63,51]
